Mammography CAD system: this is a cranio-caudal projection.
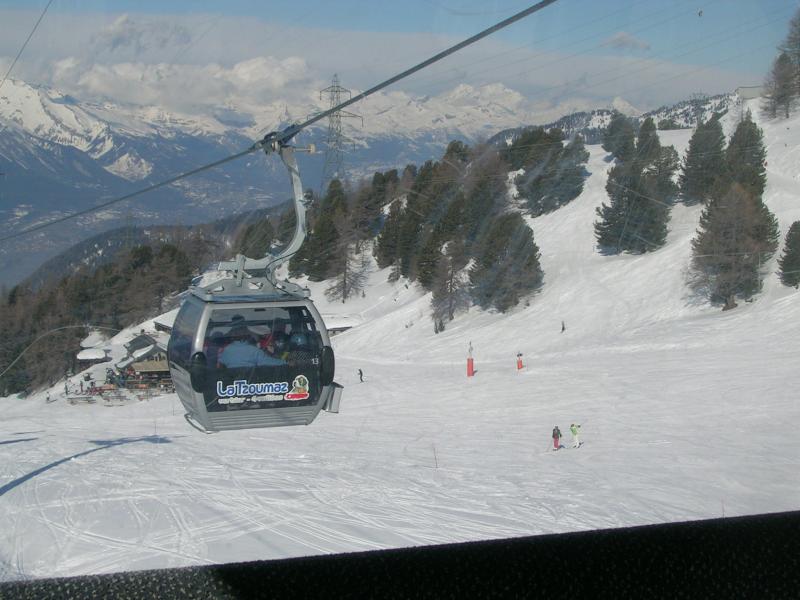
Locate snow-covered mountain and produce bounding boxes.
[489,94,736,149]
[2,97,798,581]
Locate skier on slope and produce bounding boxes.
[570,423,582,448]
[552,426,562,451]
[358,369,363,383]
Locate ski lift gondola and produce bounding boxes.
[167,140,342,432]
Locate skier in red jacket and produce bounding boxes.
[552,426,562,450]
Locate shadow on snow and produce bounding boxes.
[0,435,173,498]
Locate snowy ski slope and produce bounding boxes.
[1,100,799,581]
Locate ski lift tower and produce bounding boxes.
[319,74,362,196]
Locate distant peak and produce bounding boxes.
[610,97,640,117]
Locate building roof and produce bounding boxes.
[116,357,135,369]
[132,344,156,359]
[80,330,107,349]
[77,348,108,361]
[124,334,156,352]
[154,308,179,332]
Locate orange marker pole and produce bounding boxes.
[467,357,475,377]
[516,357,523,370]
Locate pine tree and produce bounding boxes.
[416,232,443,290]
[516,134,589,216]
[725,111,767,199]
[778,8,800,96]
[304,212,340,281]
[596,124,676,254]
[470,213,543,312]
[634,117,661,168]
[431,237,470,323]
[594,162,639,252]
[321,179,348,216]
[778,221,800,288]
[325,243,368,303]
[691,183,779,306]
[503,127,561,171]
[602,112,635,162]
[679,117,727,204]
[461,148,507,242]
[374,200,404,269]
[762,52,796,119]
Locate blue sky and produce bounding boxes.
[1,0,797,115]
[14,0,792,66]
[5,0,794,67]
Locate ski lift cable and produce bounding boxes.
[0,146,257,243]
[0,0,559,245]
[0,0,55,91]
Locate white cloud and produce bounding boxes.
[66,56,313,114]
[91,14,192,57]
[0,9,759,120]
[602,31,651,52]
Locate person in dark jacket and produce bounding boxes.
[552,426,562,450]
[358,369,363,383]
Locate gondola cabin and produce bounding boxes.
[168,293,341,432]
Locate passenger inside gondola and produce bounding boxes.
[266,331,290,361]
[218,324,286,368]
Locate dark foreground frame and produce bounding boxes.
[2,511,798,599]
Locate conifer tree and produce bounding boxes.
[634,117,661,168]
[778,221,800,288]
[762,52,796,119]
[778,7,800,96]
[416,232,443,290]
[602,112,636,162]
[679,117,727,204]
[595,125,676,253]
[725,111,767,199]
[470,213,543,312]
[325,242,368,303]
[461,148,506,242]
[503,127,561,171]
[516,134,589,216]
[303,213,339,281]
[374,200,404,269]
[431,238,470,323]
[321,179,348,216]
[594,162,639,251]
[691,183,779,306]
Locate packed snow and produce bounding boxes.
[1,100,799,582]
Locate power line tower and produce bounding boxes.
[318,74,362,196]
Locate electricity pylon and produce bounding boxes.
[319,74,362,196]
